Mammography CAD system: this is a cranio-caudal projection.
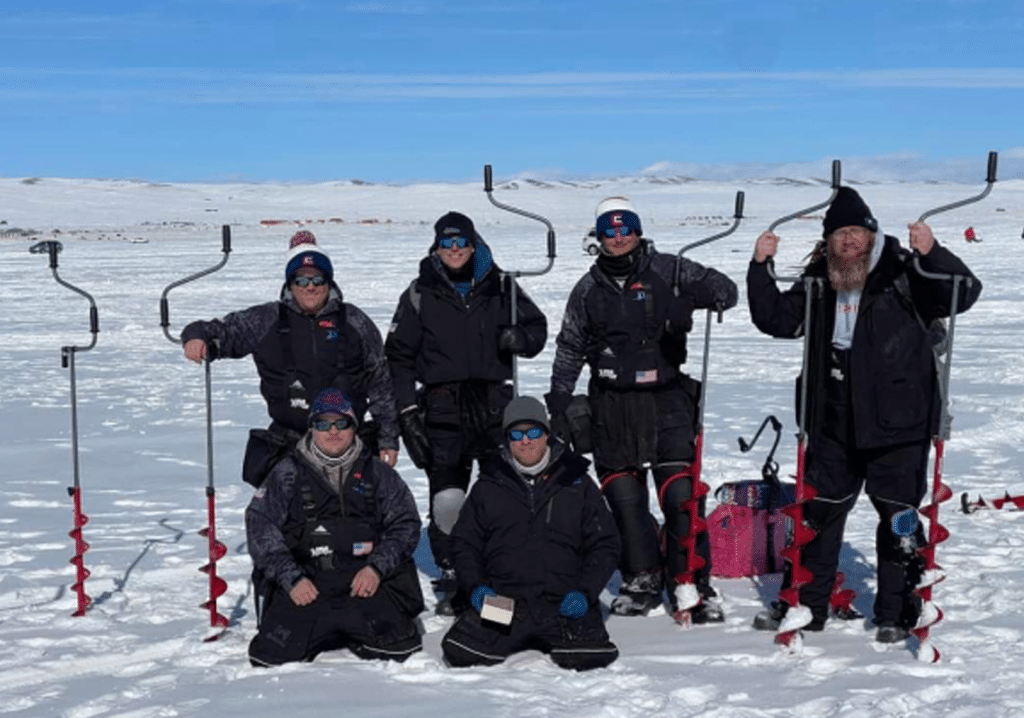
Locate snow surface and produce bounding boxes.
[2,172,1024,717]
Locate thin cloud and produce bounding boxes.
[4,68,1024,105]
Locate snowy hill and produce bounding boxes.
[1,172,1023,717]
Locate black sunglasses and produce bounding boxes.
[312,416,355,432]
[292,274,327,288]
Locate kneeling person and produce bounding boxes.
[247,388,424,666]
[441,396,621,671]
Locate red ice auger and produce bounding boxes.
[29,240,99,617]
[160,225,233,638]
[909,151,997,663]
[666,191,745,624]
[762,160,848,647]
[961,491,1024,514]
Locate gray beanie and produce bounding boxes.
[502,395,551,435]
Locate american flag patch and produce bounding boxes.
[352,542,374,556]
[635,369,658,384]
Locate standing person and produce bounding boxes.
[246,388,423,666]
[747,187,982,642]
[182,231,400,485]
[547,197,738,620]
[386,211,547,615]
[441,396,620,670]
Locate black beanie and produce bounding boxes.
[433,211,477,248]
[822,187,879,238]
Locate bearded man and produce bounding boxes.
[744,187,981,643]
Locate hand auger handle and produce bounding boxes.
[29,238,62,269]
[737,414,783,458]
[483,165,556,276]
[678,191,746,258]
[918,151,998,224]
[676,191,745,312]
[160,225,233,344]
[766,160,842,283]
[907,153,992,413]
[29,240,99,362]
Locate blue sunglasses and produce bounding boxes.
[603,227,635,239]
[438,236,471,249]
[312,416,355,432]
[292,274,327,287]
[509,426,545,442]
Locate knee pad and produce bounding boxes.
[655,468,693,518]
[600,471,646,511]
[431,488,466,535]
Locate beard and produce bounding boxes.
[827,235,874,291]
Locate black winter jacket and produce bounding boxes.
[385,242,547,410]
[550,241,737,397]
[746,236,981,448]
[182,284,398,448]
[246,442,421,592]
[451,445,621,622]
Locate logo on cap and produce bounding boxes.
[611,213,623,226]
[303,256,315,266]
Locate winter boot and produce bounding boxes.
[752,601,787,631]
[432,568,466,617]
[752,601,826,632]
[691,585,725,624]
[833,605,864,621]
[875,621,909,643]
[672,582,724,624]
[610,571,663,617]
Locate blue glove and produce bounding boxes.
[559,590,589,619]
[470,585,497,614]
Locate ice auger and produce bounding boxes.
[159,225,232,638]
[909,151,997,662]
[762,161,843,647]
[666,191,744,623]
[29,240,99,617]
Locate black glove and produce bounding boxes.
[398,406,432,470]
[544,391,573,449]
[667,293,695,335]
[497,325,530,355]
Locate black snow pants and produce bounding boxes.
[591,377,708,591]
[791,348,929,627]
[249,582,422,666]
[441,605,618,671]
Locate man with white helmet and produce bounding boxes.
[547,197,737,620]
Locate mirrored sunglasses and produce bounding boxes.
[312,416,355,432]
[292,274,327,288]
[509,426,545,442]
[438,236,471,249]
[602,227,634,239]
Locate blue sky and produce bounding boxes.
[2,0,1022,182]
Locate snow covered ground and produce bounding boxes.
[2,169,1023,717]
